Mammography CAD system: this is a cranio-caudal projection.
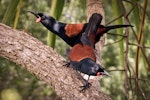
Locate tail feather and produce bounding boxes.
[105,24,133,30]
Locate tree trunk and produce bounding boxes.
[86,0,106,91]
[0,23,111,99]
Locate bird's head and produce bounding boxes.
[80,58,110,77]
[27,10,55,26]
[94,64,110,77]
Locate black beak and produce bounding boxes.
[102,70,111,77]
[27,10,40,18]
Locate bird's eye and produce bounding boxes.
[41,16,45,19]
[41,16,45,20]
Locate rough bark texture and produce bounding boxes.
[0,23,111,100]
[86,0,106,91]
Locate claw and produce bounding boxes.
[62,61,71,67]
[80,82,91,92]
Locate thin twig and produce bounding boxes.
[106,14,123,25]
[125,6,135,18]
[126,57,134,98]
[127,53,148,100]
[120,4,150,69]
[129,42,150,49]
[123,0,150,19]
[104,37,125,46]
[135,0,148,97]
[107,69,125,72]
[107,32,127,37]
[119,1,130,99]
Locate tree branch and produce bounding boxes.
[0,23,111,100]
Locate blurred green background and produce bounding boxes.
[0,0,150,100]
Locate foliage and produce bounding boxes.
[102,0,150,100]
[2,0,20,25]
[47,0,65,48]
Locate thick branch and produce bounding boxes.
[0,23,111,100]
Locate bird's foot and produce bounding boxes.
[62,61,71,67]
[80,82,91,92]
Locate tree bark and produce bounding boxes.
[0,23,111,100]
[86,0,106,91]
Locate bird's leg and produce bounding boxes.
[80,75,91,92]
[69,65,91,91]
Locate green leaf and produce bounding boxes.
[13,0,22,29]
[47,0,65,48]
[2,0,20,25]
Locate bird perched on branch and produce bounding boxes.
[28,10,132,47]
[69,13,110,91]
